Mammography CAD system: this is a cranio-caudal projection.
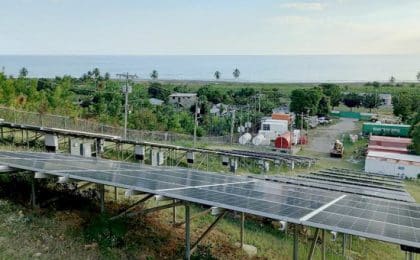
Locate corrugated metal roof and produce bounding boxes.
[370,135,412,144]
[367,145,408,154]
[367,151,420,163]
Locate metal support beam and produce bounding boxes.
[349,234,352,251]
[293,225,299,260]
[172,199,177,226]
[190,211,227,254]
[110,194,154,220]
[342,234,347,256]
[77,182,93,190]
[31,178,37,208]
[408,252,414,260]
[307,228,320,260]
[126,200,184,218]
[185,204,191,260]
[175,208,212,227]
[99,184,105,213]
[240,212,245,248]
[321,229,326,260]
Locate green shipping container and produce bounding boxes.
[360,113,377,121]
[338,111,361,119]
[362,123,411,137]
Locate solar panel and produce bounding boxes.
[330,167,403,181]
[316,170,404,187]
[303,195,420,248]
[298,174,404,192]
[0,151,340,223]
[255,175,414,202]
[323,168,403,183]
[0,151,419,249]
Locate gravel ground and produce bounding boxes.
[306,118,358,153]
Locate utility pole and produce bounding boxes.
[300,112,304,149]
[193,99,198,147]
[116,73,137,139]
[230,109,236,144]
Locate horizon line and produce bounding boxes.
[1,53,420,56]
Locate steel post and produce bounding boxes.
[342,234,346,256]
[307,228,320,260]
[322,229,326,260]
[172,199,177,226]
[185,204,191,260]
[293,225,299,260]
[31,178,36,207]
[99,184,105,213]
[240,212,245,248]
[408,252,414,260]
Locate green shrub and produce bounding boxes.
[83,215,127,248]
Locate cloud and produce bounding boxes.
[280,2,325,11]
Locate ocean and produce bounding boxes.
[1,55,420,83]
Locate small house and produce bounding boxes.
[168,93,197,108]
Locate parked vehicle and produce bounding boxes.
[330,140,344,158]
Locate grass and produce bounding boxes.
[405,180,420,203]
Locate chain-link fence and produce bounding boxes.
[0,106,234,144]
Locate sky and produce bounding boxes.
[1,0,420,55]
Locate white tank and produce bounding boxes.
[239,133,252,145]
[252,134,266,146]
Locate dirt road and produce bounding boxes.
[306,118,358,153]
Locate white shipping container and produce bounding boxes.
[365,151,420,179]
[260,119,288,141]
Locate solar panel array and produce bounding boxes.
[0,151,419,249]
[315,170,403,188]
[253,175,414,202]
[297,174,404,192]
[330,167,403,180]
[0,120,316,165]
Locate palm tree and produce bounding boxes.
[92,68,100,79]
[389,76,396,84]
[150,70,158,80]
[214,71,221,80]
[19,67,28,78]
[233,68,240,80]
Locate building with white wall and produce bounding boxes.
[168,93,197,108]
[379,93,392,107]
[365,151,420,179]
